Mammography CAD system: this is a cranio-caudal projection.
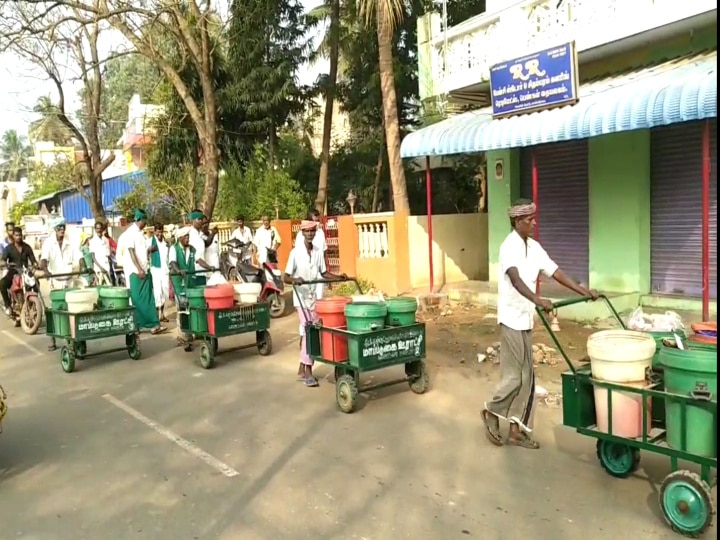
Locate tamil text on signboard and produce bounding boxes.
[489,42,578,118]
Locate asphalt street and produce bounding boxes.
[0,312,716,540]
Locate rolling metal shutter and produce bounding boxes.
[650,119,717,299]
[520,141,590,284]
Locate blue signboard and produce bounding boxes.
[489,42,579,118]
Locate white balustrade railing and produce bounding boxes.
[432,0,715,96]
[357,221,390,259]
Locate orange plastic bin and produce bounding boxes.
[316,297,351,362]
[205,284,235,334]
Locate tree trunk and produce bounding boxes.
[372,131,385,212]
[200,139,220,217]
[376,6,410,215]
[315,0,341,215]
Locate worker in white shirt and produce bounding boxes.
[284,219,346,387]
[89,221,112,285]
[230,215,254,263]
[147,223,170,323]
[124,209,167,335]
[295,210,328,299]
[482,199,597,450]
[253,215,281,265]
[40,217,79,350]
[188,210,214,284]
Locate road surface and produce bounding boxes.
[0,313,715,540]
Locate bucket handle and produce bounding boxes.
[690,382,713,402]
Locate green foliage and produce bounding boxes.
[327,277,376,297]
[9,162,74,223]
[214,146,310,221]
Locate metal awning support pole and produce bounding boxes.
[701,120,710,321]
[426,156,434,293]
[532,150,540,295]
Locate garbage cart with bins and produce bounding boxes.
[540,295,717,537]
[173,272,273,369]
[297,278,429,414]
[45,284,140,373]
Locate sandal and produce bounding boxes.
[482,410,503,446]
[160,316,170,323]
[150,326,167,335]
[304,377,319,387]
[507,432,540,450]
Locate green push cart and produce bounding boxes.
[540,295,717,537]
[45,306,140,374]
[297,279,429,414]
[174,272,273,369]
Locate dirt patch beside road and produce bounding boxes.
[419,304,599,390]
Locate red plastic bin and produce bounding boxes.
[316,297,351,362]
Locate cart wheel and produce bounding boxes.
[199,343,215,369]
[406,361,430,394]
[127,334,142,360]
[660,470,715,537]
[595,440,640,478]
[336,374,358,414]
[256,330,273,356]
[210,337,219,356]
[60,346,76,374]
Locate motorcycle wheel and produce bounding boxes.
[21,296,42,335]
[268,291,286,319]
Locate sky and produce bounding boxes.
[0,0,328,138]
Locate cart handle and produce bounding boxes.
[36,269,95,279]
[292,276,362,322]
[169,269,215,276]
[535,294,625,374]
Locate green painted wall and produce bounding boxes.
[486,148,520,282]
[588,131,651,293]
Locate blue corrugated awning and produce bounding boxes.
[401,50,717,158]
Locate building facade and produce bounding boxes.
[405,0,717,315]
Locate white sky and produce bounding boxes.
[0,0,328,138]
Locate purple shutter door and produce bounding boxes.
[520,140,590,285]
[651,119,717,299]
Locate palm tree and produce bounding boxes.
[0,129,31,182]
[28,96,74,146]
[357,0,410,214]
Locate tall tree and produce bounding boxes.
[0,3,116,218]
[0,130,31,182]
[225,0,311,166]
[357,0,411,214]
[308,0,341,214]
[29,96,74,146]
[14,1,232,216]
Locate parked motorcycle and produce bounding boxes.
[4,263,43,334]
[222,239,286,318]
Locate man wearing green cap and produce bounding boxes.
[188,210,214,283]
[124,209,167,334]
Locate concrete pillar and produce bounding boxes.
[486,148,520,282]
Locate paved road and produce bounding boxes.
[0,314,715,540]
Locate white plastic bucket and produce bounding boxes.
[587,330,655,383]
[66,289,99,313]
[233,282,262,304]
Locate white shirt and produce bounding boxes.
[253,226,281,264]
[40,235,77,279]
[230,226,253,245]
[147,236,170,273]
[122,223,150,276]
[497,230,558,331]
[168,243,191,266]
[295,228,328,299]
[89,234,110,273]
[285,243,327,309]
[204,234,219,269]
[188,227,207,272]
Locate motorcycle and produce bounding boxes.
[4,264,43,334]
[222,239,286,318]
